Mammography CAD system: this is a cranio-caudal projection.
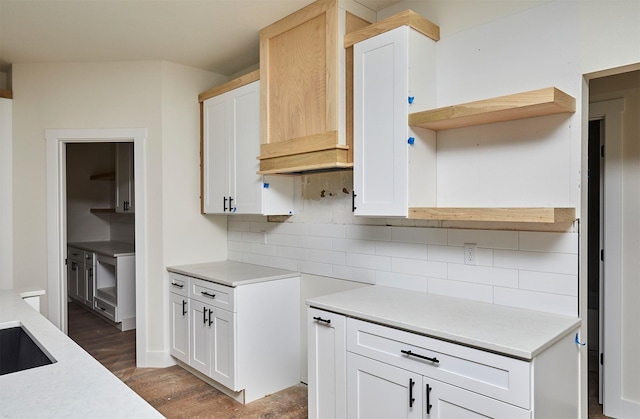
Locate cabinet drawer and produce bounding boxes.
[94,297,117,323]
[169,273,189,297]
[68,247,84,261]
[190,277,235,312]
[346,318,531,409]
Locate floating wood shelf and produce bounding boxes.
[90,172,115,181]
[344,9,440,48]
[0,90,12,99]
[408,207,576,223]
[408,87,576,131]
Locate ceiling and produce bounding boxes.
[0,0,401,77]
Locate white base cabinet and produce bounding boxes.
[310,308,579,418]
[169,271,300,404]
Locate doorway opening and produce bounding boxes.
[45,128,148,366]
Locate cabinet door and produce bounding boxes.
[190,302,213,376]
[203,93,231,214]
[170,292,190,364]
[84,263,94,308]
[230,80,262,215]
[67,258,80,301]
[209,307,236,390]
[308,308,347,419]
[347,352,423,419]
[115,142,134,213]
[353,26,409,217]
[426,378,530,419]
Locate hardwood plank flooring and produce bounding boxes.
[67,302,307,418]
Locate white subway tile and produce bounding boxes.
[476,248,494,267]
[242,231,263,244]
[428,278,493,303]
[428,245,464,263]
[227,251,242,262]
[270,222,302,236]
[448,264,518,288]
[519,271,577,296]
[242,253,270,267]
[392,258,447,279]
[228,230,243,241]
[250,243,278,256]
[375,241,428,260]
[227,240,248,252]
[307,223,346,238]
[250,221,272,232]
[332,265,376,284]
[346,225,392,241]
[494,250,578,275]
[376,271,428,292]
[333,238,376,254]
[494,287,578,316]
[448,229,518,249]
[519,232,578,254]
[266,233,298,247]
[299,260,334,277]
[275,246,308,260]
[298,235,333,251]
[267,256,298,271]
[392,227,447,245]
[347,253,391,271]
[308,249,346,265]
[227,220,251,232]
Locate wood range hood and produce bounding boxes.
[257,0,371,175]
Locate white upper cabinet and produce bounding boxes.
[115,142,134,213]
[353,24,437,217]
[201,73,293,215]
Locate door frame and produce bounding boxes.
[45,128,148,365]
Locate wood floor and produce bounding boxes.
[68,301,609,418]
[67,302,307,418]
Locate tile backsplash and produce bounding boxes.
[228,217,578,317]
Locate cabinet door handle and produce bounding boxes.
[228,196,234,212]
[208,308,213,326]
[171,282,184,289]
[401,349,439,364]
[202,306,207,324]
[182,300,187,316]
[223,196,228,212]
[409,378,415,408]
[352,190,357,212]
[201,291,216,299]
[426,383,432,414]
[313,316,331,325]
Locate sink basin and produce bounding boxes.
[0,324,56,375]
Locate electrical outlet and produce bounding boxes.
[464,243,477,265]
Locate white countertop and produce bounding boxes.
[167,260,299,287]
[306,286,581,360]
[68,241,135,257]
[0,289,161,418]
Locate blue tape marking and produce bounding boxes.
[575,333,586,346]
[408,96,415,104]
[407,137,415,145]
[263,183,269,189]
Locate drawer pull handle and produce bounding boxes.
[171,282,184,289]
[201,291,216,299]
[401,349,439,364]
[313,316,331,325]
[409,378,415,408]
[182,300,187,316]
[426,383,432,414]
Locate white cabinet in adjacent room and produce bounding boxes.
[200,72,293,215]
[352,23,437,217]
[169,275,189,364]
[115,142,134,214]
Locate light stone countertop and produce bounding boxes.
[167,260,299,287]
[306,286,581,360]
[68,240,135,257]
[0,289,161,418]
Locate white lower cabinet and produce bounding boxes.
[310,308,578,418]
[308,308,347,419]
[168,271,300,404]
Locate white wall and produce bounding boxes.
[0,98,12,290]
[12,60,228,366]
